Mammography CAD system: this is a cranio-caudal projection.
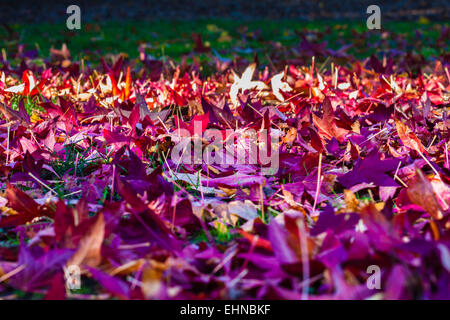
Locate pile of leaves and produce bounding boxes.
[0,27,449,299]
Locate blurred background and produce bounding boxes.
[1,0,449,22]
[0,0,448,71]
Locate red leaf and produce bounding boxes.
[0,183,42,228]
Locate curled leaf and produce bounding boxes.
[407,169,443,220]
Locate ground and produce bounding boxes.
[0,17,449,300]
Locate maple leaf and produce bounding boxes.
[395,120,426,153]
[0,102,28,124]
[67,212,105,268]
[338,151,400,188]
[271,71,292,101]
[312,97,349,142]
[0,183,44,228]
[407,169,444,220]
[230,63,267,107]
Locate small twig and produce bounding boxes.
[212,246,238,274]
[0,264,26,283]
[312,153,323,213]
[393,161,408,188]
[360,127,388,145]
[260,182,265,222]
[445,142,449,169]
[297,219,310,300]
[228,269,249,288]
[274,91,303,109]
[417,149,441,180]
[110,164,116,202]
[445,67,450,85]
[5,122,10,165]
[426,135,437,151]
[28,172,57,195]
[110,260,141,276]
[73,153,79,178]
[171,194,178,231]
[63,190,82,198]
[309,56,315,99]
[276,193,304,209]
[157,116,170,134]
[118,242,151,250]
[334,66,339,89]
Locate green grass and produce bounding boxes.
[9,94,45,115]
[1,19,448,66]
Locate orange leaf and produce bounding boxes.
[282,127,297,144]
[407,169,443,220]
[122,67,131,100]
[67,213,105,268]
[109,73,120,97]
[395,120,426,153]
[313,97,348,142]
[237,229,272,251]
